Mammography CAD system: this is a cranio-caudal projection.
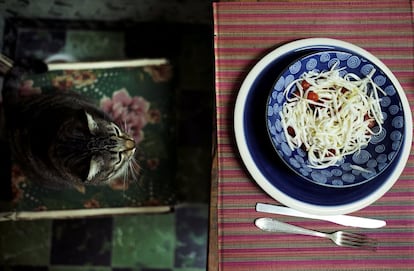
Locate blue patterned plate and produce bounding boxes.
[235,38,412,215]
[266,51,406,187]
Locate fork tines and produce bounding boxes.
[340,232,378,250]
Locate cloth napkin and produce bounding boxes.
[213,1,414,270]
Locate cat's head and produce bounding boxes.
[83,111,137,184]
[52,109,137,186]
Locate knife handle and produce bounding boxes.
[255,218,326,238]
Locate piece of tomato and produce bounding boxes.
[364,113,376,128]
[341,87,350,94]
[292,90,300,97]
[301,80,311,90]
[287,126,296,137]
[326,149,336,157]
[306,91,319,102]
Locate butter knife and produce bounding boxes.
[256,203,386,228]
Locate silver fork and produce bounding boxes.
[255,217,377,250]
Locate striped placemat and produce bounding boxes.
[213,1,414,270]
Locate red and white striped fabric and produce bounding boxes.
[213,1,414,270]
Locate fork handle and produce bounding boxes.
[255,218,327,238]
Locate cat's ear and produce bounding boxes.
[86,156,104,182]
[85,111,99,135]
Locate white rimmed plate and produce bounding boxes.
[234,38,412,215]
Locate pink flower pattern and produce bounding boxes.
[100,88,150,143]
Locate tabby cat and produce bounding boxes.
[1,58,137,189]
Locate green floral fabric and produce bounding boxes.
[5,62,176,212]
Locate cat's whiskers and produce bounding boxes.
[122,165,128,195]
[124,120,129,134]
[121,120,132,135]
[118,155,140,195]
[116,120,139,193]
[128,157,140,181]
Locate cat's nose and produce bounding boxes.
[124,139,135,150]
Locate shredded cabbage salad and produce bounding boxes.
[279,63,385,169]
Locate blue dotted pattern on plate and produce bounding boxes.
[266,51,405,187]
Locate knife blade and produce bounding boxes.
[256,203,386,228]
